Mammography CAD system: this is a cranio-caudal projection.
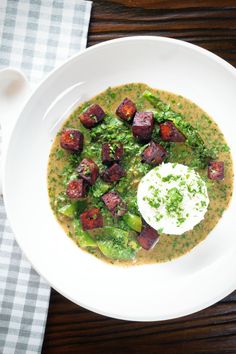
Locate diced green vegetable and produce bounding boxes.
[97,240,135,261]
[123,212,142,232]
[58,202,78,218]
[58,200,87,218]
[95,226,129,238]
[95,226,140,261]
[73,219,97,248]
[143,90,217,166]
[90,179,110,198]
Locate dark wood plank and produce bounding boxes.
[42,1,236,353]
[88,1,236,66]
[43,290,236,354]
[100,0,236,10]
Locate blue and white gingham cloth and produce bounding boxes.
[0,1,92,353]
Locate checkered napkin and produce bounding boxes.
[0,1,92,353]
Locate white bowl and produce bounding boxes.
[3,37,236,321]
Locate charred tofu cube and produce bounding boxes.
[60,128,84,152]
[80,208,103,230]
[116,97,137,122]
[132,112,154,141]
[101,191,127,217]
[159,121,186,142]
[137,225,159,250]
[101,163,125,183]
[66,179,87,200]
[101,143,124,165]
[208,161,224,180]
[142,141,167,165]
[79,104,105,128]
[76,158,99,185]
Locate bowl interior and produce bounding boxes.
[4,37,236,320]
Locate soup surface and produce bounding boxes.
[48,83,233,265]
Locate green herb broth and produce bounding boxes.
[47,83,233,265]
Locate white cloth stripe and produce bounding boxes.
[1,317,45,326]
[0,0,92,353]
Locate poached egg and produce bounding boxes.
[137,163,209,235]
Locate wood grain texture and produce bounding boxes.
[42,1,236,353]
[88,1,236,66]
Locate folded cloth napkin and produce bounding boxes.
[0,1,92,353]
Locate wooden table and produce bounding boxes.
[42,1,236,353]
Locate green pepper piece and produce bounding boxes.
[143,90,217,166]
[95,226,140,261]
[90,178,110,198]
[58,202,77,218]
[73,219,97,248]
[97,239,136,261]
[95,226,129,238]
[123,213,142,232]
[58,200,87,218]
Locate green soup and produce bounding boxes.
[48,83,233,265]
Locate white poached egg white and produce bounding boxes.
[137,163,209,235]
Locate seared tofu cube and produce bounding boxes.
[101,143,124,165]
[79,104,105,128]
[66,179,87,200]
[160,121,186,142]
[80,208,103,230]
[132,112,154,141]
[76,158,99,185]
[116,97,137,122]
[60,128,84,152]
[101,191,127,217]
[208,161,224,180]
[137,225,159,250]
[142,141,167,165]
[101,163,125,183]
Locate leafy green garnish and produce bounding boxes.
[55,149,65,160]
[90,179,111,198]
[166,187,184,216]
[143,90,218,167]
